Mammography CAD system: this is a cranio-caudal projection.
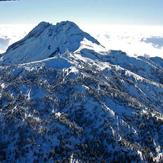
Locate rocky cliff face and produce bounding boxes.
[0,21,163,162]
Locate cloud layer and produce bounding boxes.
[82,24,163,58]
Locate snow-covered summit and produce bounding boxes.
[1,21,101,65]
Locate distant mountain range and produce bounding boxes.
[0,21,162,162]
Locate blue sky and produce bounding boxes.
[0,0,163,25]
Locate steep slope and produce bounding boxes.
[0,21,101,65]
[84,50,163,84]
[0,21,163,162]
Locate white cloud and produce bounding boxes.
[81,24,163,58]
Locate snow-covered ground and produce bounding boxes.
[0,21,162,162]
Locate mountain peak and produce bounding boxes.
[25,21,51,39]
[56,20,79,28]
[1,21,100,65]
[27,20,80,39]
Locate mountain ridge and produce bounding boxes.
[0,21,162,162]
